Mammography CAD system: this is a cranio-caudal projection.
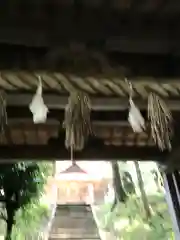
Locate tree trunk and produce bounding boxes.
[53,161,56,176]
[122,172,136,195]
[5,203,15,240]
[5,217,13,240]
[111,161,127,211]
[134,161,151,220]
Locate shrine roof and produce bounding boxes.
[0,121,153,148]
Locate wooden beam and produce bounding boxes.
[163,172,180,238]
[0,44,179,76]
[7,107,130,121]
[8,119,130,127]
[0,145,163,161]
[6,94,180,111]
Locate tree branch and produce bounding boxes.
[0,211,7,222]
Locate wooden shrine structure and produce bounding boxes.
[1,1,180,236]
[0,50,175,163]
[0,1,180,165]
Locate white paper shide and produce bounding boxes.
[128,98,145,133]
[29,78,48,123]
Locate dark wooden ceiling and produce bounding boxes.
[0,1,179,55]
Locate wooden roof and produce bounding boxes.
[0,121,154,147]
[0,120,160,161]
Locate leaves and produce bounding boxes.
[0,161,51,239]
[0,162,46,208]
[12,203,50,239]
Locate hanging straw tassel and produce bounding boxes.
[0,90,7,135]
[63,91,92,151]
[148,92,173,151]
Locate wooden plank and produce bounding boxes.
[2,120,151,147]
[7,119,130,127]
[0,145,164,161]
[6,94,180,111]
[7,106,130,119]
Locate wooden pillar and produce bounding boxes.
[163,171,180,240]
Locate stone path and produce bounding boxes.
[49,204,101,240]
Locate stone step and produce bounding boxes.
[49,238,100,240]
[49,204,100,240]
[50,233,100,239]
[50,230,99,236]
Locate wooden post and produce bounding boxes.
[163,171,180,240]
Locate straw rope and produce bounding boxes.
[63,91,92,151]
[148,92,173,151]
[0,71,179,98]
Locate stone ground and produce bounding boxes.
[49,204,101,240]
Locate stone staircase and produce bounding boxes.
[49,204,101,240]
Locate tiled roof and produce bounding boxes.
[0,121,154,147]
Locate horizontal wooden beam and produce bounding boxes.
[7,107,130,122]
[0,145,163,161]
[0,44,179,76]
[8,119,130,127]
[6,94,180,111]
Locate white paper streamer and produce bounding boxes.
[128,98,145,133]
[29,77,48,123]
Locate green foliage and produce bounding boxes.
[0,161,52,239]
[11,203,50,239]
[0,162,48,208]
[95,194,174,240]
[94,161,174,239]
